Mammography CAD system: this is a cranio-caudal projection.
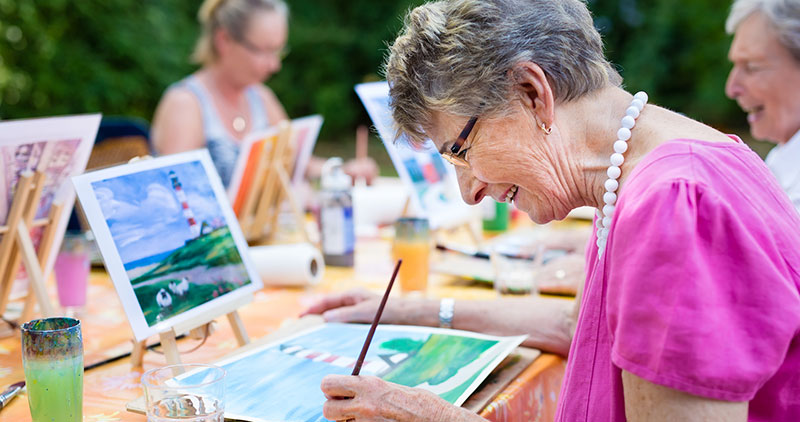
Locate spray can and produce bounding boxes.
[319,157,355,267]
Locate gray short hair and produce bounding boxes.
[726,0,800,62]
[384,0,622,145]
[192,0,288,65]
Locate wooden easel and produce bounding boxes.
[237,120,310,244]
[0,171,60,328]
[130,286,252,369]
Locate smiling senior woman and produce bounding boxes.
[319,0,800,421]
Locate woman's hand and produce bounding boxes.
[321,375,485,422]
[300,288,439,327]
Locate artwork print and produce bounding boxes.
[355,82,474,229]
[73,150,261,341]
[0,114,98,300]
[175,323,525,422]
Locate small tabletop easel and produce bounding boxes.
[130,289,252,368]
[0,171,60,328]
[237,120,310,244]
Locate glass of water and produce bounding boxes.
[490,242,544,296]
[142,364,226,422]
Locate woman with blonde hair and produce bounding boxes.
[316,0,800,420]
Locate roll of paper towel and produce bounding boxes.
[248,243,324,287]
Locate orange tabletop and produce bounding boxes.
[0,231,567,422]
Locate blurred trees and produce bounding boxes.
[0,0,746,142]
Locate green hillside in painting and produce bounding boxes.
[131,226,242,285]
[381,334,496,403]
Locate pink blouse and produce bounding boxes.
[556,138,800,421]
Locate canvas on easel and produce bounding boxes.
[72,150,262,365]
[0,114,99,327]
[355,82,480,243]
[227,120,312,243]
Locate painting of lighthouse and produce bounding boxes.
[72,150,261,342]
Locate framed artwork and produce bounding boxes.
[0,114,99,298]
[172,322,525,421]
[355,82,474,229]
[72,150,262,342]
[227,114,323,208]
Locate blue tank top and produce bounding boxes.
[174,75,270,187]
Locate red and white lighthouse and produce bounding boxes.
[169,170,200,238]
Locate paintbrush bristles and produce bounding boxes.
[351,259,402,376]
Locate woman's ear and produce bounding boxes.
[510,62,555,129]
[213,28,232,57]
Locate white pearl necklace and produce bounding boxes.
[595,91,648,258]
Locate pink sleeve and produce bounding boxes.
[606,179,800,401]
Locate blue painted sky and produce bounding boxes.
[91,161,225,264]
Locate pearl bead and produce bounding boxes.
[631,98,644,112]
[596,217,603,228]
[603,191,617,205]
[634,91,648,103]
[610,153,624,167]
[598,237,607,248]
[605,178,619,192]
[617,127,631,141]
[626,106,640,119]
[614,140,628,154]
[602,204,615,216]
[607,165,621,179]
[621,115,636,129]
[602,216,612,227]
[597,237,604,247]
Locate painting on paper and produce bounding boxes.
[355,82,474,229]
[0,114,99,300]
[73,150,262,341]
[175,323,525,422]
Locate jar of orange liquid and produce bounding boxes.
[392,217,431,294]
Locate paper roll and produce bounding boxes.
[248,243,324,287]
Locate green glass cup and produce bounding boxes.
[21,317,83,422]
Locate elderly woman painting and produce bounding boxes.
[725,0,800,214]
[317,0,800,420]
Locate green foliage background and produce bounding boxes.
[0,0,756,152]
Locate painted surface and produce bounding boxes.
[91,160,251,326]
[177,323,524,422]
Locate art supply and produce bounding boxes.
[352,259,401,375]
[0,381,24,410]
[142,363,225,422]
[393,217,430,294]
[249,243,324,287]
[319,157,355,267]
[54,231,91,311]
[481,199,509,231]
[21,317,83,422]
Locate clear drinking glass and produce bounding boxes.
[490,243,544,295]
[392,217,431,295]
[142,364,226,422]
[21,317,83,422]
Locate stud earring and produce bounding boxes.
[540,122,552,135]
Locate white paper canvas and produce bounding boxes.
[72,150,262,341]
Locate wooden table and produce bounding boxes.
[0,233,566,421]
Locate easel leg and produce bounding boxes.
[227,311,250,346]
[130,340,147,368]
[159,330,182,367]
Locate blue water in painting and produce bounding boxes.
[122,249,176,271]
[179,323,433,422]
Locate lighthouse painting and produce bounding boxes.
[73,150,261,341]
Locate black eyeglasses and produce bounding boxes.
[441,116,478,168]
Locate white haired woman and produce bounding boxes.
[725,0,800,214]
[317,0,800,420]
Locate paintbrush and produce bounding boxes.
[351,259,402,376]
[0,381,25,410]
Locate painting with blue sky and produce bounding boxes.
[91,160,251,326]
[176,323,525,422]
